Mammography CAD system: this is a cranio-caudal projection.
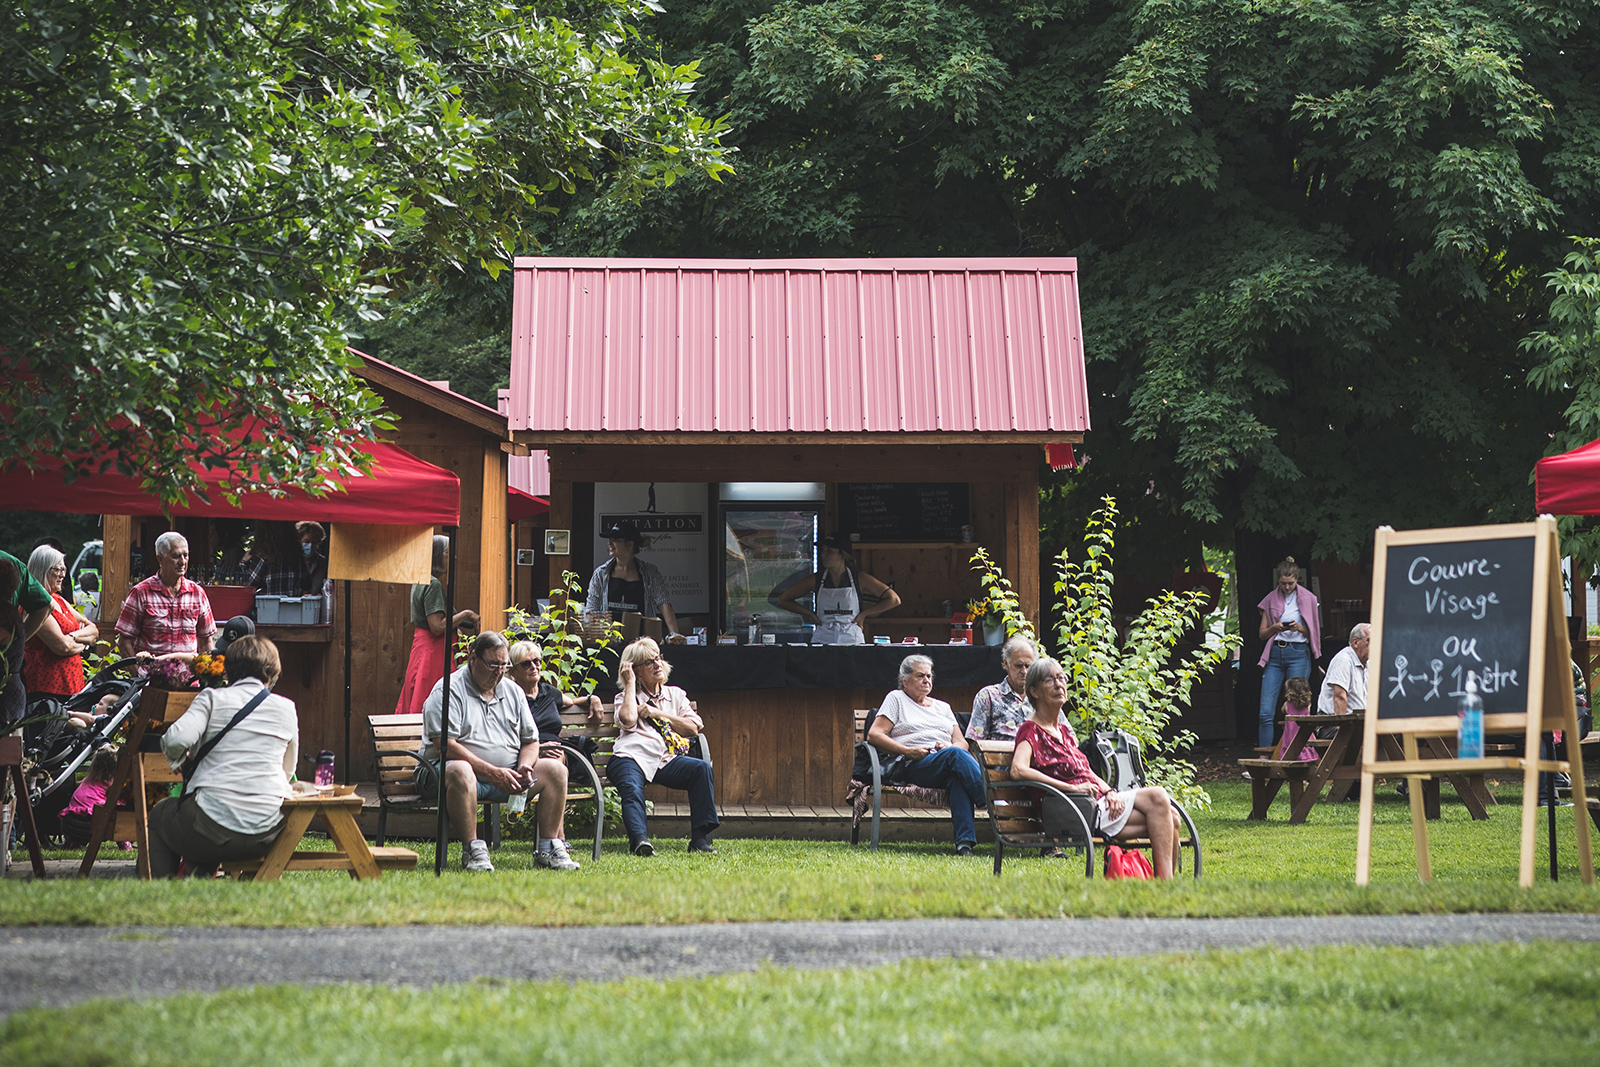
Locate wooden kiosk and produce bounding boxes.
[1356,517,1594,887]
[507,258,1090,809]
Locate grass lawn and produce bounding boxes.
[4,941,1599,1065]
[3,780,1597,927]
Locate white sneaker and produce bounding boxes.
[535,839,581,871]
[463,839,494,872]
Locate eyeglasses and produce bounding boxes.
[478,658,511,673]
[641,657,665,668]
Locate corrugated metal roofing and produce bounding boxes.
[507,258,1089,436]
[499,390,551,496]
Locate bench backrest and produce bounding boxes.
[855,708,877,743]
[367,712,427,801]
[974,739,1048,838]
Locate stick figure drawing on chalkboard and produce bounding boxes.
[1388,655,1409,699]
[1424,659,1444,701]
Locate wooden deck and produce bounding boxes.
[350,784,986,843]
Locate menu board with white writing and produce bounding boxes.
[839,483,968,542]
[1375,532,1535,720]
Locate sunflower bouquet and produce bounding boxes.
[191,653,228,689]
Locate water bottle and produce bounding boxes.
[1458,673,1484,760]
[313,749,336,786]
[749,613,761,645]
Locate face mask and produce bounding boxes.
[301,543,315,558]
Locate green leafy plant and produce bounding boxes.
[501,572,624,696]
[968,548,1037,641]
[1052,497,1237,809]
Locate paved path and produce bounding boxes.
[5,914,1599,1018]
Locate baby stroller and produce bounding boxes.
[24,658,147,839]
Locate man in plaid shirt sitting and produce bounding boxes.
[116,532,217,658]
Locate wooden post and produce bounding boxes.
[547,474,573,597]
[101,515,135,628]
[479,446,509,632]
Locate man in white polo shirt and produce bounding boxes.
[1319,623,1371,716]
[420,630,577,872]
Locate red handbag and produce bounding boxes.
[1104,845,1155,880]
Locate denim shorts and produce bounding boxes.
[414,761,513,803]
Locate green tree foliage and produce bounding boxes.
[1526,238,1600,572]
[535,0,1599,572]
[1,0,730,506]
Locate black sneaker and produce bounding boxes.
[688,837,717,854]
[955,844,975,857]
[631,839,655,857]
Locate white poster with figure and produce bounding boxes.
[593,483,709,614]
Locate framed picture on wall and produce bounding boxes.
[544,529,571,555]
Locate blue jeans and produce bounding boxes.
[899,746,986,847]
[1258,641,1312,747]
[608,754,720,844]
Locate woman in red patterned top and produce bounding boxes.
[23,545,98,699]
[1011,657,1182,879]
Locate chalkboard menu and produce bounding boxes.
[839,483,969,542]
[1374,531,1535,720]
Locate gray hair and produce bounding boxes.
[1001,634,1037,664]
[509,639,543,666]
[1023,656,1066,712]
[154,531,187,558]
[27,545,64,588]
[470,630,508,659]
[1350,622,1371,644]
[898,654,933,684]
[431,534,450,574]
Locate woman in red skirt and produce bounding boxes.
[394,535,479,716]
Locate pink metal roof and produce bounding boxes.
[498,390,551,495]
[507,258,1089,436]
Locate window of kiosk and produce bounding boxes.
[721,507,819,637]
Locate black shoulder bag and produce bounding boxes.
[180,688,271,794]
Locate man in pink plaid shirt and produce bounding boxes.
[116,532,217,657]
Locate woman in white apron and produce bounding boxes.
[775,536,901,644]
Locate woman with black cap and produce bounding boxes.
[775,535,901,645]
[584,521,680,636]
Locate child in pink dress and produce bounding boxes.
[1275,677,1319,761]
[59,747,132,849]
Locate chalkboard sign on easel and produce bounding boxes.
[1374,532,1536,720]
[1356,518,1594,888]
[839,483,969,542]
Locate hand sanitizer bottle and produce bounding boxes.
[1458,672,1484,759]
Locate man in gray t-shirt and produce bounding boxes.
[421,632,540,871]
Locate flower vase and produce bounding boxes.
[983,622,1004,646]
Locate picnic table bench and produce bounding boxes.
[222,786,417,881]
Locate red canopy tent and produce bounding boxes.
[1535,438,1600,516]
[0,439,460,524]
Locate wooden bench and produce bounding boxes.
[222,787,417,881]
[368,712,504,850]
[975,739,1201,878]
[849,707,951,849]
[1238,727,1317,820]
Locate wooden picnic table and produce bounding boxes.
[1282,712,1493,824]
[221,786,417,881]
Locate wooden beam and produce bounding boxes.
[479,446,508,632]
[545,443,1046,483]
[1011,469,1040,630]
[100,515,134,629]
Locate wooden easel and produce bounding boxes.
[1355,517,1594,887]
[80,688,193,878]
